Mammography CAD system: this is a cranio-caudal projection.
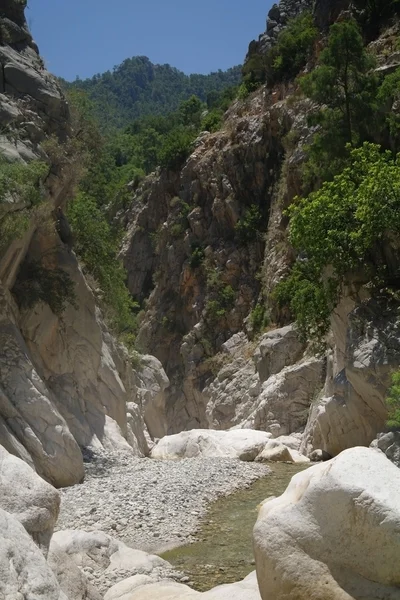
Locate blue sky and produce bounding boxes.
[28,1,271,81]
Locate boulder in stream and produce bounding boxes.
[254,446,400,600]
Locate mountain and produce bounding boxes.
[63,56,242,130]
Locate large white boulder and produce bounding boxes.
[0,507,66,600]
[48,529,169,597]
[150,429,272,461]
[106,570,261,600]
[0,445,60,553]
[255,438,310,464]
[253,447,400,600]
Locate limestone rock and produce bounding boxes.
[256,443,292,462]
[256,438,310,464]
[0,507,66,600]
[205,328,324,436]
[254,447,400,600]
[48,529,169,595]
[302,299,400,457]
[151,429,272,461]
[371,431,400,468]
[107,570,261,599]
[0,283,85,488]
[0,445,60,554]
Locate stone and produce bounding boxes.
[0,507,65,600]
[205,328,323,435]
[150,429,272,461]
[309,448,332,462]
[254,447,400,600]
[371,431,400,468]
[256,439,310,464]
[302,299,400,457]
[256,443,292,462]
[108,570,261,599]
[0,445,60,554]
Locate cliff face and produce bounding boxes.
[0,1,168,487]
[120,0,400,455]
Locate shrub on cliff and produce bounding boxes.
[0,158,48,253]
[68,192,138,335]
[275,143,400,342]
[386,370,400,429]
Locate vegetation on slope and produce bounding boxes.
[274,18,400,344]
[64,56,241,131]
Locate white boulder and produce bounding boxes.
[0,507,66,600]
[256,439,310,464]
[254,447,400,600]
[106,570,261,599]
[150,429,272,461]
[0,445,60,553]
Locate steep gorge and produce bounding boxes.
[120,0,400,461]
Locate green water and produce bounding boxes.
[161,463,308,592]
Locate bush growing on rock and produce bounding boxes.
[0,158,48,253]
[275,143,400,342]
[386,370,400,429]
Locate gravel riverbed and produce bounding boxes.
[56,452,270,554]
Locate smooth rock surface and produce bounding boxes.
[0,507,65,600]
[0,445,60,553]
[254,447,400,600]
[108,570,261,599]
[151,429,272,461]
[48,529,173,598]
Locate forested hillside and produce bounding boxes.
[63,56,241,130]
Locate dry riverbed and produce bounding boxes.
[56,452,270,555]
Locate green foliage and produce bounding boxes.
[189,243,205,268]
[377,67,400,151]
[0,158,48,207]
[276,143,400,342]
[242,12,317,90]
[386,370,400,429]
[68,192,139,334]
[201,109,224,133]
[63,57,241,131]
[300,19,378,183]
[249,303,269,334]
[13,259,77,317]
[235,205,263,244]
[206,268,236,321]
[159,127,196,171]
[266,12,318,85]
[0,158,48,253]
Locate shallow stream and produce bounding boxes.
[161,462,308,591]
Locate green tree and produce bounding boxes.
[386,370,400,429]
[275,143,400,342]
[301,19,378,182]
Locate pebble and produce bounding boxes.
[56,452,269,554]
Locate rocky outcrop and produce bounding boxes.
[0,0,169,486]
[121,89,299,433]
[204,326,324,438]
[371,431,400,468]
[254,447,400,600]
[302,298,400,457]
[246,0,313,59]
[0,507,67,600]
[0,445,60,553]
[150,429,272,461]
